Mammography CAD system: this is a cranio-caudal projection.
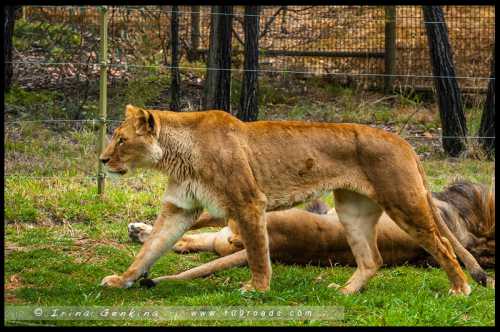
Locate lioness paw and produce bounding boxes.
[338,285,360,295]
[486,277,495,289]
[448,283,471,296]
[239,281,258,293]
[327,282,341,290]
[100,274,133,288]
[329,282,361,295]
[239,279,270,293]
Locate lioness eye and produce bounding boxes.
[118,137,125,145]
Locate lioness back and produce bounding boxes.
[241,118,419,210]
[156,110,421,210]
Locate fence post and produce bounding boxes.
[384,6,396,94]
[97,6,108,195]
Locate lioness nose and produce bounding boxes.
[100,157,110,165]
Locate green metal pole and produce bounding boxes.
[97,6,108,195]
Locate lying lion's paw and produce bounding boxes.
[227,235,244,249]
[100,274,133,288]
[172,236,194,254]
[128,222,153,243]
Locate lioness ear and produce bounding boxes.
[134,109,158,137]
[125,104,139,119]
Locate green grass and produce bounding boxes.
[4,115,495,326]
[4,223,496,326]
[4,214,496,327]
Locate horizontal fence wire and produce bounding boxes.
[22,5,484,23]
[3,119,495,140]
[4,119,123,124]
[6,61,495,81]
[2,174,474,183]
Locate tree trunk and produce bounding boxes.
[4,6,20,92]
[422,6,467,157]
[170,5,181,112]
[202,6,233,113]
[189,5,200,62]
[479,48,495,157]
[237,6,260,122]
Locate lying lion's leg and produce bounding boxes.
[151,250,248,285]
[332,189,383,294]
[382,193,471,295]
[190,212,227,230]
[172,232,218,253]
[100,202,200,288]
[128,221,219,254]
[128,211,225,244]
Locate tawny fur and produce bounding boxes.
[100,104,480,295]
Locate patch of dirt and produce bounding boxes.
[5,242,29,255]
[71,236,132,264]
[4,293,24,304]
[5,234,131,265]
[5,274,28,304]
[5,274,23,290]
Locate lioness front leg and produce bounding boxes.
[101,202,200,288]
[229,194,271,292]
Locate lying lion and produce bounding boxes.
[128,180,495,288]
[99,104,485,295]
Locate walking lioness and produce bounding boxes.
[99,104,484,295]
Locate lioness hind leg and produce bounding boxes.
[382,195,471,296]
[332,189,383,295]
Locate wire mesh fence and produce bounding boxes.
[5,5,495,189]
[17,6,495,90]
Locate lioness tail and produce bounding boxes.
[415,157,490,286]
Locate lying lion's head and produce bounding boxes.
[99,105,163,175]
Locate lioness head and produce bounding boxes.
[99,105,163,175]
